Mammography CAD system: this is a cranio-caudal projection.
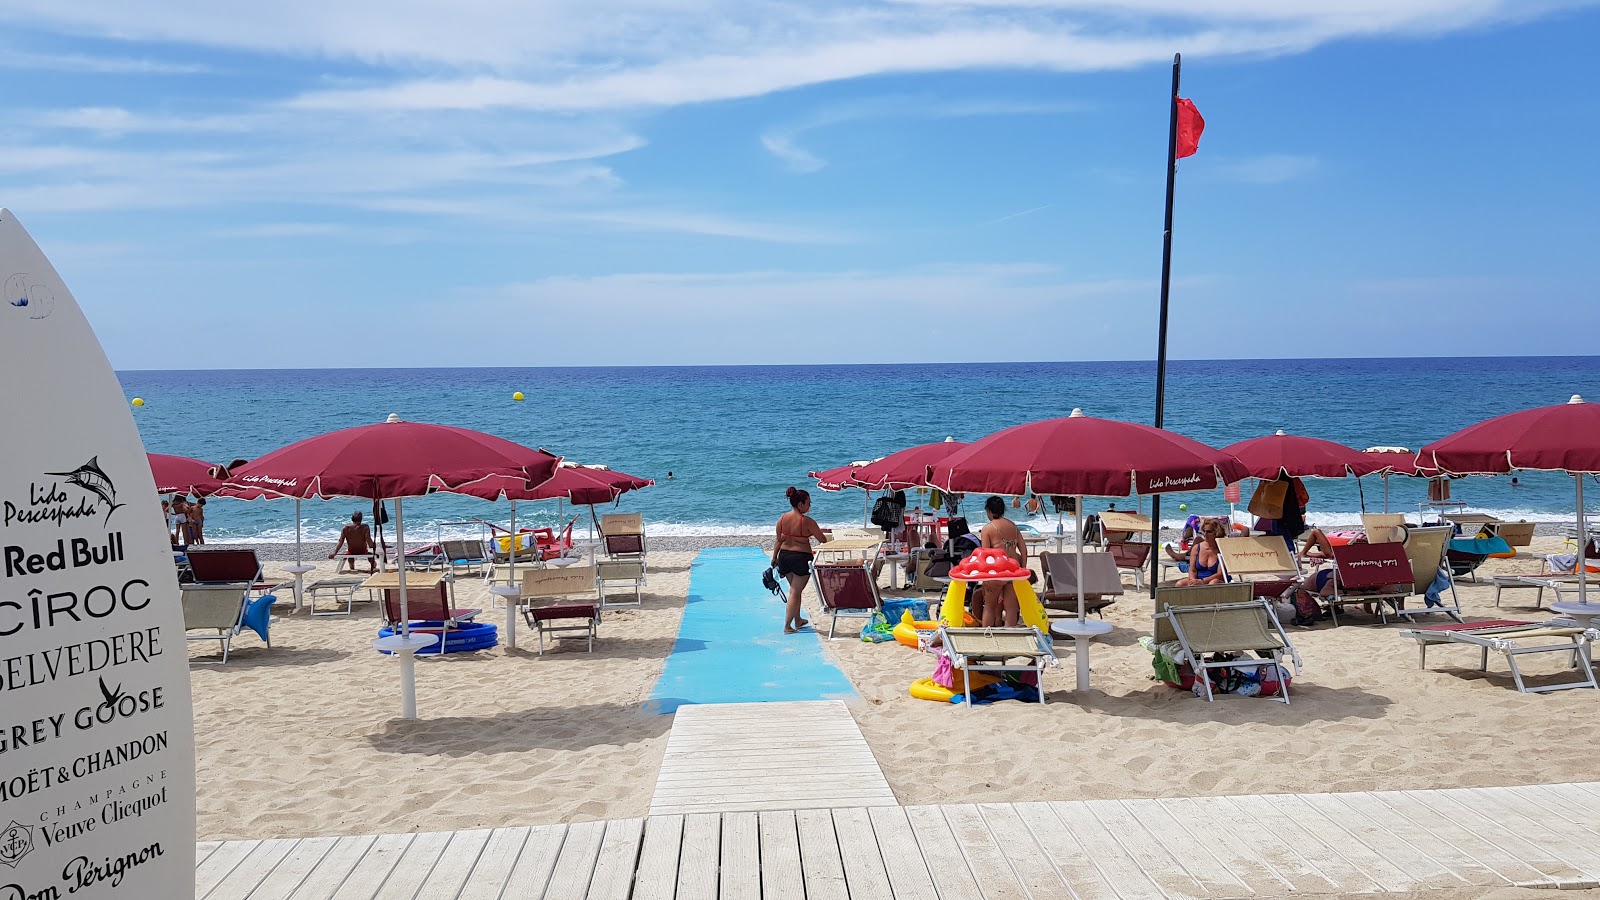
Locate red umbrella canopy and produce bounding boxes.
[223,416,562,500]
[147,453,224,496]
[1222,431,1385,479]
[1361,447,1437,477]
[810,461,872,492]
[1423,394,1600,474]
[928,409,1247,497]
[461,462,653,504]
[849,438,968,491]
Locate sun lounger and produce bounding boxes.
[1215,535,1302,598]
[306,577,369,616]
[936,625,1057,706]
[1361,514,1407,544]
[811,559,883,639]
[1328,542,1415,625]
[1495,521,1536,548]
[382,580,482,651]
[1098,511,1154,588]
[596,558,646,608]
[521,566,600,654]
[439,538,489,577]
[1153,582,1301,704]
[600,512,646,560]
[1398,619,1599,693]
[1037,551,1121,617]
[181,548,268,664]
[1391,526,1461,624]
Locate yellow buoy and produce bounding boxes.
[512,391,525,402]
[131,397,145,407]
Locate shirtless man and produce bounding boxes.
[978,496,1027,627]
[330,511,376,573]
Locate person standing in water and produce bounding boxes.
[773,486,831,634]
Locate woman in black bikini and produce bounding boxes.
[773,487,831,634]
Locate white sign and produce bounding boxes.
[0,210,195,898]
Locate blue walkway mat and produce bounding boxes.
[646,546,857,713]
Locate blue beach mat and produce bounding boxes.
[646,546,857,713]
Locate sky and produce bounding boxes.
[3,0,1598,369]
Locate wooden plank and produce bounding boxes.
[1285,792,1450,891]
[455,829,531,900]
[205,839,301,900]
[327,833,414,900]
[196,839,262,899]
[413,829,493,899]
[1219,794,1382,893]
[1450,787,1600,883]
[1368,790,1539,886]
[632,815,684,900]
[1011,802,1115,900]
[758,810,807,900]
[587,819,646,900]
[1399,789,1572,886]
[372,829,453,899]
[499,825,570,899]
[795,807,849,900]
[720,811,762,900]
[1317,793,1477,889]
[1120,799,1254,897]
[831,807,896,899]
[975,804,1075,900]
[544,820,607,900]
[1507,784,1600,843]
[1048,800,1169,900]
[196,841,222,868]
[1170,796,1333,894]
[289,835,378,900]
[1084,799,1206,899]
[940,804,1029,900]
[865,806,941,900]
[676,813,722,900]
[240,836,337,900]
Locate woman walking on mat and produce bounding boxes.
[773,487,831,633]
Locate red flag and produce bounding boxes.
[1175,97,1204,158]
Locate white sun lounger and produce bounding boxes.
[1398,619,1599,693]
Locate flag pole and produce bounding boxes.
[1148,52,1183,598]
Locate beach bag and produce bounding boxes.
[871,494,904,532]
[1247,479,1288,519]
[761,566,782,596]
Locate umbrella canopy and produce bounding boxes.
[1362,447,1437,477]
[849,438,967,491]
[147,452,224,496]
[928,409,1246,497]
[462,462,652,504]
[1421,395,1600,475]
[1222,431,1384,479]
[224,417,561,500]
[810,461,873,492]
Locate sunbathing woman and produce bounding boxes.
[1175,518,1227,586]
[773,487,831,634]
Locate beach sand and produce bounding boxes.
[192,536,1600,848]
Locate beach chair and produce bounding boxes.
[1098,511,1154,588]
[600,513,646,560]
[1328,542,1415,625]
[595,558,646,608]
[382,582,481,651]
[1398,620,1599,693]
[1215,535,1302,599]
[811,559,882,639]
[181,548,266,664]
[1495,521,1536,549]
[1447,534,1510,582]
[541,516,582,562]
[521,566,600,654]
[1394,526,1462,623]
[1153,582,1301,704]
[440,538,489,577]
[1361,514,1407,544]
[1037,551,1121,617]
[936,625,1057,706]
[306,576,368,616]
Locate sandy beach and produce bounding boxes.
[191,535,1600,846]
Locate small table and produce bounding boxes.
[282,563,317,614]
[1049,618,1115,693]
[1551,601,1600,631]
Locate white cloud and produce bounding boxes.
[0,47,210,75]
[1207,153,1319,184]
[761,135,827,173]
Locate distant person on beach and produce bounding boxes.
[189,497,206,545]
[977,496,1027,627]
[1175,518,1226,586]
[773,487,831,634]
[170,496,190,546]
[330,511,377,573]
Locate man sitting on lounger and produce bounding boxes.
[977,496,1028,627]
[330,511,377,573]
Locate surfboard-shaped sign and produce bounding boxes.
[0,210,195,897]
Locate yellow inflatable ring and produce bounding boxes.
[1489,550,1516,559]
[908,672,1001,702]
[892,620,941,648]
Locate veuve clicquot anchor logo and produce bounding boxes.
[2,458,123,529]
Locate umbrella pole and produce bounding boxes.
[1579,475,1588,605]
[386,496,429,720]
[1054,494,1111,695]
[507,500,519,649]
[284,497,315,615]
[1075,497,1086,624]
[1383,474,1390,514]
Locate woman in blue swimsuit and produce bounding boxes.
[1175,518,1227,586]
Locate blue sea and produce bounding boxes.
[118,357,1600,544]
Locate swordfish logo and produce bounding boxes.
[45,457,123,525]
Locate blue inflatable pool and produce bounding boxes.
[377,621,498,654]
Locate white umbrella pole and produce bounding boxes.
[1578,475,1588,605]
[507,500,519,650]
[284,497,315,614]
[295,498,302,566]
[394,497,419,719]
[1383,474,1390,514]
[1075,497,1086,624]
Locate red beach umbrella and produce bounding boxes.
[223,414,561,718]
[928,409,1245,498]
[1222,431,1384,480]
[810,461,871,493]
[1362,447,1436,477]
[850,437,968,491]
[147,452,224,496]
[1423,394,1600,604]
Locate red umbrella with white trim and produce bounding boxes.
[147,452,225,496]
[1222,431,1384,480]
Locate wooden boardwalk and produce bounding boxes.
[649,701,897,816]
[199,781,1600,898]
